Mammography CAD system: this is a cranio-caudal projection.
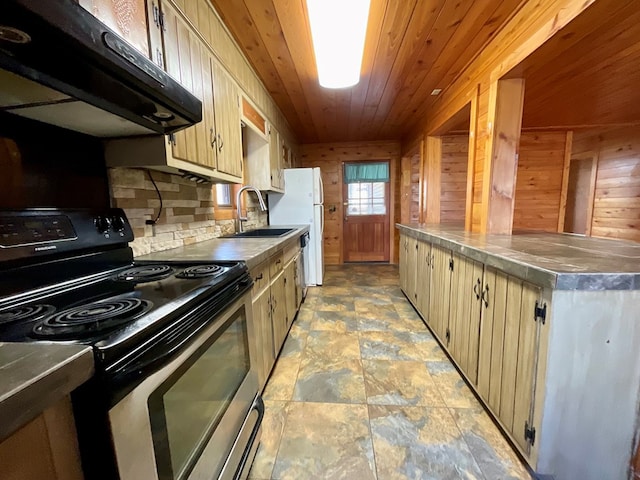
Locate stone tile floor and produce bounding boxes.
[248,264,532,480]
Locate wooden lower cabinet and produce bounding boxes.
[416,240,431,317]
[250,249,298,391]
[0,397,84,480]
[428,244,453,344]
[448,254,483,384]
[270,270,287,356]
[252,288,274,387]
[401,247,545,460]
[283,258,297,329]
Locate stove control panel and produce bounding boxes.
[0,208,134,263]
[0,215,76,247]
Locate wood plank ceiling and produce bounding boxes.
[511,0,640,130]
[209,0,526,143]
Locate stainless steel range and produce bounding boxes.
[0,208,262,480]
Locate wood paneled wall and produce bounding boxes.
[300,142,402,265]
[513,132,569,232]
[573,126,640,242]
[411,0,596,233]
[441,135,468,224]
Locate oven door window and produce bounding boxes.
[148,306,250,480]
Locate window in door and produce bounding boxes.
[346,182,387,215]
[344,161,389,216]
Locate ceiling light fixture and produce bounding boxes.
[306,0,371,89]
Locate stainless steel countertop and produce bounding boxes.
[0,342,94,442]
[136,225,310,269]
[397,224,640,290]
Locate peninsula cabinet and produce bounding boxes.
[397,224,640,480]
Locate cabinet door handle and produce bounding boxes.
[276,259,281,265]
[153,3,159,27]
[482,284,489,308]
[255,273,263,281]
[217,133,224,152]
[473,278,481,299]
[210,128,216,148]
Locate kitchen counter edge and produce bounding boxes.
[0,343,94,442]
[135,225,310,269]
[397,224,640,291]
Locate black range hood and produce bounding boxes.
[0,0,202,137]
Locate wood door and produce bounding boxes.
[479,275,541,455]
[448,253,483,381]
[268,124,280,190]
[252,290,274,389]
[270,271,287,355]
[160,2,202,166]
[283,260,297,329]
[416,240,431,319]
[342,174,390,262]
[212,60,243,178]
[399,234,408,292]
[405,236,419,306]
[428,244,452,344]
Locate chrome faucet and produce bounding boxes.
[236,185,268,233]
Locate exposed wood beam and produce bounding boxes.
[465,86,480,232]
[482,78,525,234]
[425,136,442,224]
[557,131,573,232]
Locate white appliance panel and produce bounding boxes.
[268,168,324,286]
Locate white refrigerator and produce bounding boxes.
[268,167,324,286]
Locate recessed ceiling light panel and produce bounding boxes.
[306,0,371,89]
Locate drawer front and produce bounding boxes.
[269,251,284,278]
[251,260,270,296]
[283,241,300,265]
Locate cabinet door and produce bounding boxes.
[80,0,150,57]
[477,271,542,454]
[399,234,408,293]
[405,237,419,307]
[511,281,542,453]
[283,260,297,329]
[160,2,202,165]
[294,253,303,308]
[428,244,453,344]
[448,254,483,383]
[268,124,281,190]
[252,290,274,389]
[416,240,431,320]
[212,61,243,178]
[270,271,287,355]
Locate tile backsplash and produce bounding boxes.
[108,168,267,257]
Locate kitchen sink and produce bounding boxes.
[222,228,295,238]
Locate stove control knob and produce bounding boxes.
[111,215,126,232]
[95,216,111,234]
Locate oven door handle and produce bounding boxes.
[109,320,210,393]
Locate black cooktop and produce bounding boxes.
[0,260,246,346]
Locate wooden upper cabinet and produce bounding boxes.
[268,123,283,191]
[211,60,243,178]
[152,0,241,180]
[79,0,151,57]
